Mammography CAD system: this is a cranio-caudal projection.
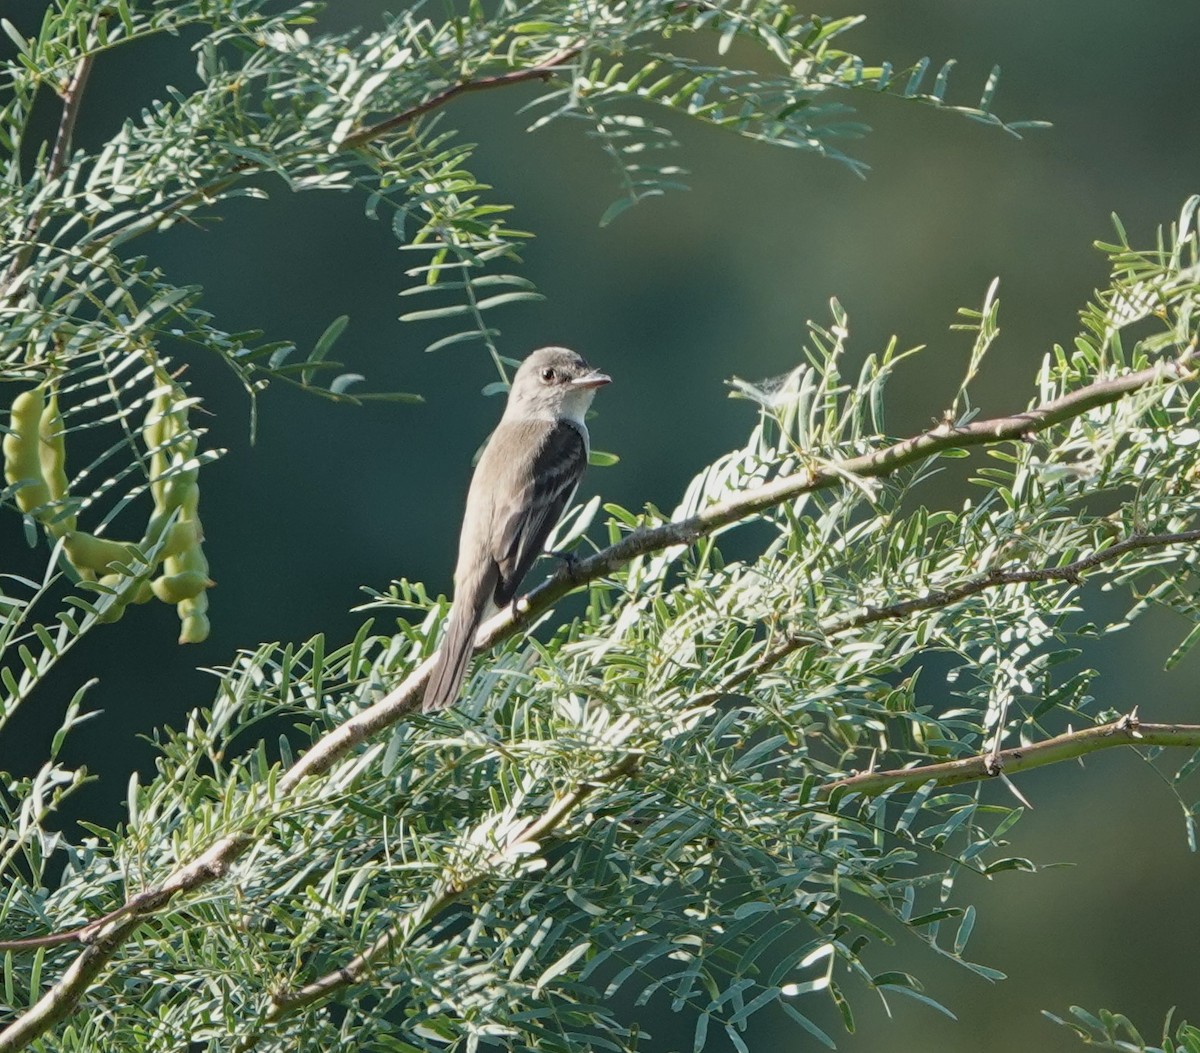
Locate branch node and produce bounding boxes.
[1112,707,1141,736]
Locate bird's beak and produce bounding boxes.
[570,369,612,390]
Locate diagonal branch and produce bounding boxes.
[46,50,95,182]
[821,717,1200,797]
[340,45,583,150]
[0,35,97,303]
[252,531,1200,1028]
[1,347,1196,1051]
[254,753,641,1033]
[87,45,583,255]
[9,527,1193,955]
[265,718,1200,1026]
[742,527,1200,688]
[282,345,1200,791]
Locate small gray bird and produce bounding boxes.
[422,347,611,713]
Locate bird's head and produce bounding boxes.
[505,346,611,424]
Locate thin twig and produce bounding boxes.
[341,45,582,149]
[1,349,1196,1051]
[46,51,94,181]
[88,45,583,254]
[681,528,1200,707]
[268,714,1200,1021]
[263,754,640,1024]
[821,718,1200,797]
[768,527,1200,671]
[0,35,97,302]
[247,524,1200,1024]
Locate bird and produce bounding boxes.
[422,346,611,712]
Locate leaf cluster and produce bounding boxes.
[1,3,1192,1051]
[3,195,1199,1049]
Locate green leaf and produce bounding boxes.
[534,942,592,993]
[303,315,350,384]
[599,196,639,227]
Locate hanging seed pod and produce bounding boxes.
[177,589,210,644]
[94,571,154,622]
[63,531,143,574]
[3,386,51,515]
[142,376,213,643]
[150,570,210,603]
[37,387,76,536]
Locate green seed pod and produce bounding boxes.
[96,596,128,624]
[130,578,154,604]
[97,572,152,604]
[150,570,210,604]
[162,518,203,558]
[142,512,203,556]
[178,612,210,643]
[144,386,173,505]
[162,476,200,515]
[94,590,127,623]
[142,387,169,449]
[37,389,76,536]
[141,377,213,642]
[64,531,143,574]
[3,387,51,514]
[177,589,209,644]
[178,533,209,575]
[141,510,171,550]
[163,522,209,576]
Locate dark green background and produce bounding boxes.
[4,2,1200,1050]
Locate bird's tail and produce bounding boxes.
[422,569,496,713]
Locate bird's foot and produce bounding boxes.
[549,548,581,577]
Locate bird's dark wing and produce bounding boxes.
[490,419,587,607]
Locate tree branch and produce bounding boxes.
[340,46,583,150]
[88,45,583,254]
[0,835,252,1051]
[821,717,1200,797]
[276,348,1198,797]
[663,527,1200,721]
[2,348,1196,1050]
[0,36,97,303]
[46,51,94,182]
[757,526,1200,678]
[256,753,641,1031]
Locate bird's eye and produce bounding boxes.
[540,367,557,383]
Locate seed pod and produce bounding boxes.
[161,518,203,558]
[96,600,127,624]
[142,388,168,449]
[94,578,129,622]
[150,570,210,604]
[162,473,200,513]
[130,578,155,604]
[37,388,76,536]
[99,572,154,606]
[177,589,210,644]
[3,387,51,514]
[144,386,172,505]
[64,531,143,574]
[142,511,202,555]
[141,376,214,642]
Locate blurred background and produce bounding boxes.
[4,1,1200,1049]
